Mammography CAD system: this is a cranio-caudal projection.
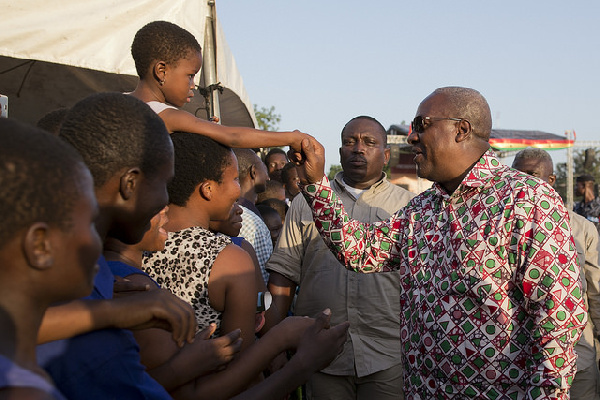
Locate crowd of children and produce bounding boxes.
[0,19,347,400]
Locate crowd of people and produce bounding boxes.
[1,18,600,400]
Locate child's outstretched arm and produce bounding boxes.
[159,107,311,151]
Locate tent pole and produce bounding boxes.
[203,0,221,124]
[567,131,573,209]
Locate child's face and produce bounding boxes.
[209,202,243,237]
[163,50,202,108]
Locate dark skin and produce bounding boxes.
[512,157,556,185]
[339,118,390,190]
[292,92,490,195]
[0,166,101,400]
[576,180,596,203]
[38,161,197,348]
[266,118,391,333]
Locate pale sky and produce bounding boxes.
[216,0,600,170]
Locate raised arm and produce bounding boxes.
[293,137,405,273]
[159,108,310,151]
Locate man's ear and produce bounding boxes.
[199,181,212,201]
[153,61,167,85]
[455,119,473,143]
[548,174,557,186]
[383,147,391,166]
[23,223,54,269]
[119,168,141,201]
[249,164,257,181]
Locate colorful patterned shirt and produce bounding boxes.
[301,150,587,399]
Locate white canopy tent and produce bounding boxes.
[0,0,257,128]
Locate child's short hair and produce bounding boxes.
[168,132,233,207]
[0,119,87,245]
[131,20,202,78]
[59,92,172,188]
[257,198,287,222]
[36,107,69,136]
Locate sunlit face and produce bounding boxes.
[407,93,462,185]
[53,166,102,300]
[162,50,202,108]
[209,201,244,237]
[339,118,390,189]
[211,152,242,221]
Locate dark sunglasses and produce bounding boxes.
[411,116,463,134]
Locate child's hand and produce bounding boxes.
[288,137,326,185]
[196,325,242,371]
[289,130,313,153]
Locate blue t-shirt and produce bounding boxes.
[108,260,157,286]
[0,355,67,400]
[37,256,170,399]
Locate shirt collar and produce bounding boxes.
[334,171,387,195]
[431,148,502,198]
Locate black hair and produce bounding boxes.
[233,148,261,180]
[36,107,69,136]
[59,92,173,188]
[256,180,285,204]
[577,174,595,183]
[168,132,233,206]
[0,118,87,245]
[257,198,287,221]
[131,20,202,78]
[281,162,298,183]
[341,116,388,146]
[264,148,287,164]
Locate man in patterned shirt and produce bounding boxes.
[291,87,587,399]
[512,148,600,400]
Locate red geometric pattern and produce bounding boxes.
[302,150,586,399]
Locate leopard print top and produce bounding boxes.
[142,226,232,333]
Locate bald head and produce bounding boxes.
[433,87,492,141]
[512,147,555,186]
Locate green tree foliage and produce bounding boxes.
[327,164,343,180]
[555,148,600,201]
[254,104,281,132]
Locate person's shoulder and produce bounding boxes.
[569,210,598,236]
[145,101,178,115]
[214,243,254,273]
[386,182,416,201]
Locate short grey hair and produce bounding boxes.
[433,87,492,141]
[513,147,554,174]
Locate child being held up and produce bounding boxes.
[129,20,311,151]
